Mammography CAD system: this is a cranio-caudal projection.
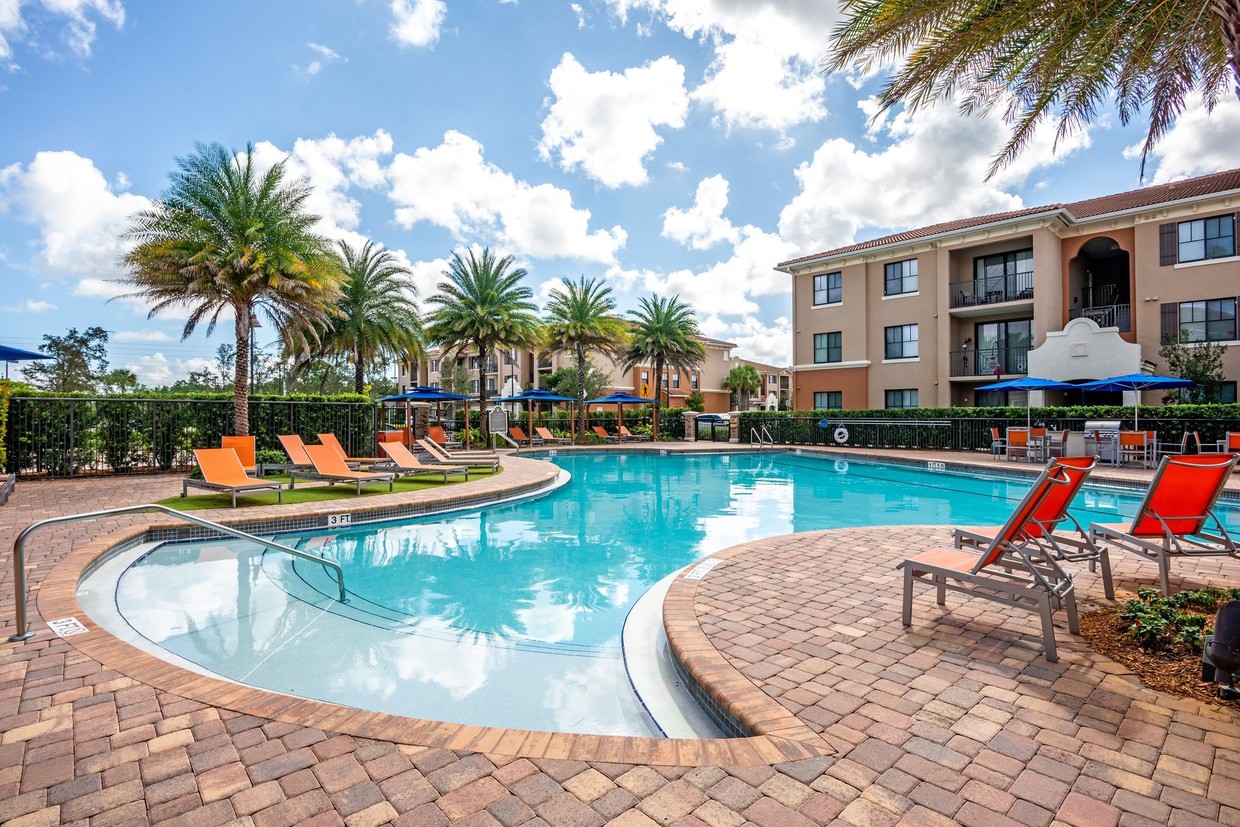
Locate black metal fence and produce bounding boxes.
[5,397,377,477]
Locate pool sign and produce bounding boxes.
[327,513,352,527]
[48,617,88,638]
[818,418,829,429]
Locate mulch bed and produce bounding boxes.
[1080,609,1232,706]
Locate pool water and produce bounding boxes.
[94,452,1239,735]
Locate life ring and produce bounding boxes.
[833,426,849,444]
[834,460,849,473]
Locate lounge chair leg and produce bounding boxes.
[181,482,187,499]
[277,489,282,504]
[934,574,946,606]
[1159,554,1171,597]
[1098,548,1114,600]
[901,566,914,627]
[1038,598,1058,662]
[1064,590,1080,635]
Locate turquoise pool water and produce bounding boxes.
[93,452,1239,736]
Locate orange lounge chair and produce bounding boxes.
[899,461,1084,661]
[428,425,462,449]
[955,457,1113,599]
[378,441,468,482]
[290,444,396,495]
[277,434,317,470]
[317,432,385,466]
[535,427,569,445]
[183,448,283,508]
[1218,432,1240,454]
[416,439,500,471]
[510,426,541,446]
[592,426,618,443]
[618,425,650,442]
[1090,454,1239,595]
[221,435,257,474]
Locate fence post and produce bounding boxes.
[68,401,75,477]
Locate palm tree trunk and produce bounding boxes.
[354,344,365,395]
[652,354,664,441]
[476,339,490,441]
[1218,0,1240,99]
[575,342,587,443]
[233,307,251,436]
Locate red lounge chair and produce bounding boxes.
[290,444,396,495]
[535,427,569,445]
[378,441,468,482]
[955,457,1112,599]
[510,426,540,446]
[899,460,1086,661]
[428,425,461,449]
[221,435,257,474]
[592,426,618,443]
[1090,454,1239,595]
[183,448,283,508]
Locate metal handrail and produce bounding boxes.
[9,503,347,642]
[750,427,775,448]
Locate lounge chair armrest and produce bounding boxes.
[952,528,992,550]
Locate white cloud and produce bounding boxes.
[1124,95,1240,184]
[570,3,585,28]
[2,298,55,313]
[1,150,150,278]
[125,353,213,387]
[778,97,1092,252]
[699,314,792,366]
[605,0,834,132]
[0,0,124,60]
[661,174,737,249]
[390,0,445,47]
[538,53,688,188]
[388,130,627,263]
[298,41,344,77]
[113,329,171,342]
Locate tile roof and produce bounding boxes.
[777,166,1240,268]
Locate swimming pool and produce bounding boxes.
[79,451,1240,736]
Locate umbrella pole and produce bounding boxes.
[465,400,471,450]
[528,401,533,447]
[570,403,575,444]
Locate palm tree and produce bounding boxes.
[424,248,541,439]
[723,364,763,411]
[543,277,628,442]
[121,142,340,435]
[827,0,1240,178]
[318,240,424,395]
[623,295,706,440]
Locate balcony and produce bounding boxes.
[1070,303,1131,332]
[949,345,1030,378]
[949,275,1035,310]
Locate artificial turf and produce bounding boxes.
[158,467,500,511]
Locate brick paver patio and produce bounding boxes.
[1,447,1238,826]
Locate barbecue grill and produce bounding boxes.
[1084,420,1122,463]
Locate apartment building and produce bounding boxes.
[777,168,1240,410]
[397,335,782,413]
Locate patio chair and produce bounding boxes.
[1218,432,1240,454]
[510,426,542,446]
[535,427,570,445]
[428,425,462,449]
[289,444,396,495]
[592,426,619,443]
[416,438,501,471]
[989,427,1006,457]
[618,425,651,442]
[1043,430,1067,459]
[1005,428,1032,462]
[378,441,468,482]
[317,432,385,466]
[221,435,257,474]
[1089,453,1239,595]
[954,456,1113,599]
[899,461,1084,661]
[1157,431,1202,460]
[183,448,283,508]
[1117,431,1152,469]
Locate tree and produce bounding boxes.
[544,363,612,408]
[827,0,1240,179]
[121,142,341,435]
[623,295,706,439]
[24,326,110,392]
[424,248,541,439]
[722,364,763,411]
[1160,329,1229,402]
[686,389,706,412]
[319,240,423,394]
[100,368,141,395]
[543,277,628,442]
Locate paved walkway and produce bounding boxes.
[1,448,1238,826]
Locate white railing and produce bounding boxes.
[750,426,775,448]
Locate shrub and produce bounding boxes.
[1118,587,1240,653]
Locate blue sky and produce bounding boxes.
[1,0,1237,385]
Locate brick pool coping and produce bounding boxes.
[3,444,1239,826]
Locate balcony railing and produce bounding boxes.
[949,345,1031,377]
[949,275,1035,308]
[1070,304,1131,332]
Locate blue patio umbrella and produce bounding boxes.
[976,376,1080,428]
[379,386,474,446]
[0,344,53,380]
[1074,373,1197,428]
[584,391,658,437]
[492,388,578,445]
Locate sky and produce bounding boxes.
[1,0,1237,387]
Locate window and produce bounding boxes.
[813,271,842,305]
[974,249,1033,297]
[885,389,918,409]
[640,370,649,384]
[471,379,479,393]
[768,374,777,385]
[1178,215,1236,262]
[884,324,919,359]
[469,357,480,369]
[974,318,1032,374]
[1178,298,1237,342]
[1222,382,1237,404]
[486,377,495,393]
[690,374,698,390]
[672,373,680,389]
[814,332,842,364]
[884,259,918,296]
[430,359,440,373]
[814,391,842,409]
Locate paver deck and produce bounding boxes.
[2,445,1238,826]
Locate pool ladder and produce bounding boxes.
[8,503,347,643]
[751,426,775,449]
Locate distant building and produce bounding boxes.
[777,168,1240,410]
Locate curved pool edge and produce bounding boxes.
[37,453,835,766]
